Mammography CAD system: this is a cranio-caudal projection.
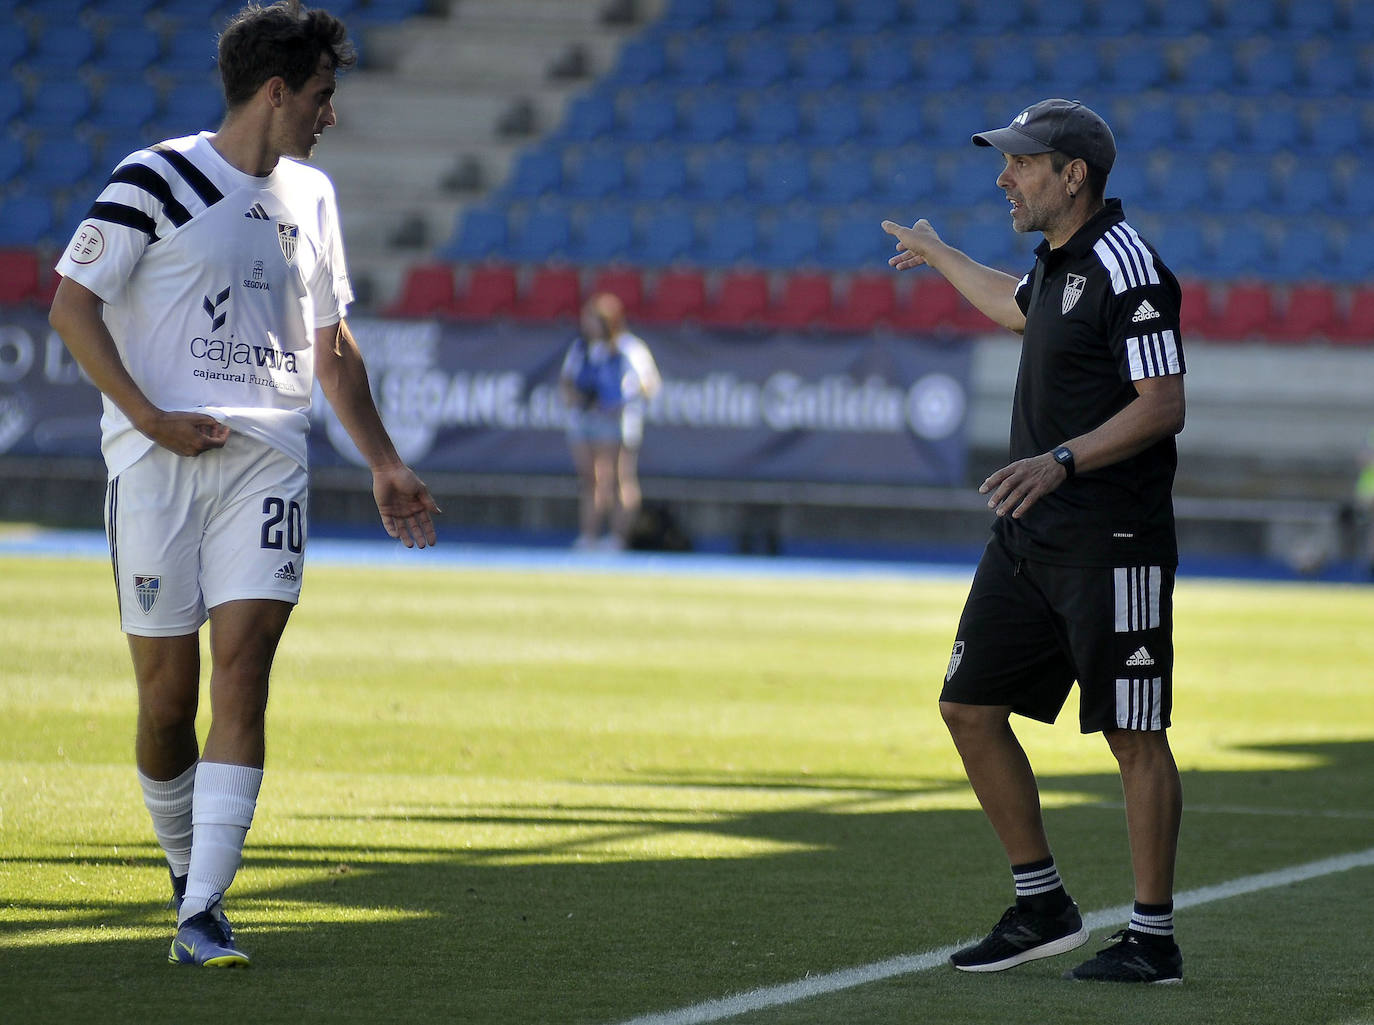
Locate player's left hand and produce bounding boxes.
[979,453,1067,519]
[372,463,440,548]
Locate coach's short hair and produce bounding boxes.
[218,1,356,109]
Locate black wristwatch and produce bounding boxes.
[1051,445,1076,478]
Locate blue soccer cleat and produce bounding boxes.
[168,904,250,968]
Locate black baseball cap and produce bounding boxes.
[972,98,1116,173]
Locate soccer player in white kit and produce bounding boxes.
[47,1,438,967]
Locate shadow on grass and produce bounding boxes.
[2,740,1372,1025]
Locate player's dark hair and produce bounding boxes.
[1050,150,1108,202]
[218,1,356,109]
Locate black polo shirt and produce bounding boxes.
[995,199,1185,568]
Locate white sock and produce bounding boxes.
[138,762,197,878]
[179,761,262,925]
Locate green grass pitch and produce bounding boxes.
[1,553,1371,1024]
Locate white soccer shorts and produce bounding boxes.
[104,433,308,636]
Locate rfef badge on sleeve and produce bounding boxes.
[277,223,298,265]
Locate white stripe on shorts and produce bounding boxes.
[1114,566,1162,633]
[1116,677,1164,731]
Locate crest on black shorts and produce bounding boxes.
[277,222,299,264]
[133,574,160,615]
[1062,273,1086,314]
[945,640,964,681]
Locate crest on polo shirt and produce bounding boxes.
[277,222,299,264]
[1062,273,1086,314]
[133,574,160,615]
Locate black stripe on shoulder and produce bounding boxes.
[109,164,192,228]
[150,143,223,208]
[87,201,159,242]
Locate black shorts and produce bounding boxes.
[940,536,1174,734]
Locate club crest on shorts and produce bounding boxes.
[945,640,965,681]
[133,574,160,615]
[277,222,298,264]
[1062,273,1086,314]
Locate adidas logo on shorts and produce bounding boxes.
[274,561,299,582]
[1131,300,1161,323]
[1125,645,1156,667]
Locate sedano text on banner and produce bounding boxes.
[0,311,972,487]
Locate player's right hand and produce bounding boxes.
[882,218,942,271]
[141,411,230,456]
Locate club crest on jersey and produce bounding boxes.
[277,222,299,264]
[945,640,965,681]
[133,574,160,615]
[1062,273,1086,314]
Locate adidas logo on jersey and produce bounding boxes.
[1125,646,1156,667]
[274,561,299,582]
[1131,300,1161,323]
[245,203,270,220]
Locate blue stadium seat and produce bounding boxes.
[350,0,429,23]
[908,0,963,31]
[156,81,226,136]
[564,147,627,200]
[1103,40,1167,92]
[863,93,923,147]
[805,96,863,146]
[667,33,728,87]
[632,206,696,264]
[632,149,688,200]
[1210,160,1273,213]
[1235,99,1300,153]
[941,150,1000,207]
[785,0,841,31]
[0,23,27,71]
[1180,96,1242,153]
[822,210,889,269]
[507,206,573,261]
[1036,39,1102,95]
[847,0,905,31]
[695,210,761,264]
[978,39,1037,91]
[0,190,56,246]
[0,135,26,186]
[691,148,750,201]
[1089,0,1148,35]
[678,91,738,143]
[793,37,851,89]
[1348,1,1374,40]
[89,81,161,133]
[877,149,939,206]
[1273,164,1335,215]
[23,25,96,73]
[161,27,220,77]
[756,212,822,267]
[91,25,162,77]
[1026,0,1087,35]
[967,0,1026,30]
[918,42,976,90]
[1213,0,1280,37]
[720,0,781,30]
[1150,0,1214,35]
[960,210,1017,268]
[1305,104,1362,155]
[753,150,811,205]
[1298,44,1358,97]
[1106,161,1149,205]
[1209,219,1273,278]
[620,91,677,142]
[1282,0,1337,37]
[503,147,563,198]
[441,206,508,261]
[1111,97,1183,151]
[742,93,802,144]
[27,80,94,132]
[27,136,95,189]
[853,37,913,91]
[731,34,790,87]
[558,90,616,141]
[1152,219,1208,277]
[606,36,667,86]
[1270,223,1331,278]
[1174,39,1238,93]
[1145,155,1211,213]
[812,152,874,205]
[570,206,635,264]
[924,96,992,148]
[1235,41,1296,96]
[0,78,25,123]
[660,0,714,28]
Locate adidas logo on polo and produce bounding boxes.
[245,203,270,220]
[274,561,298,582]
[1125,646,1156,667]
[1132,300,1161,323]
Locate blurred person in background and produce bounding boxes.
[559,293,657,550]
[1355,428,1374,578]
[883,98,1187,986]
[47,0,437,968]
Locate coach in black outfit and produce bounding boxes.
[882,99,1187,985]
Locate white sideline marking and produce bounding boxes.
[610,847,1374,1025]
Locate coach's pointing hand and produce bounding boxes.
[882,218,944,271]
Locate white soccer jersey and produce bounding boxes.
[56,132,353,476]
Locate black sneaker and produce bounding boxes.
[950,901,1090,972]
[1063,929,1183,984]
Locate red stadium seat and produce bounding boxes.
[384,263,457,317]
[699,270,771,328]
[452,264,518,320]
[824,273,896,332]
[1265,284,1339,342]
[638,269,706,324]
[765,272,832,330]
[0,248,41,305]
[890,275,983,333]
[1330,285,1374,346]
[588,267,644,316]
[512,266,581,321]
[1178,278,1217,339]
[1208,282,1275,341]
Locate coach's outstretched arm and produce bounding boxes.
[314,317,440,549]
[881,219,1026,334]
